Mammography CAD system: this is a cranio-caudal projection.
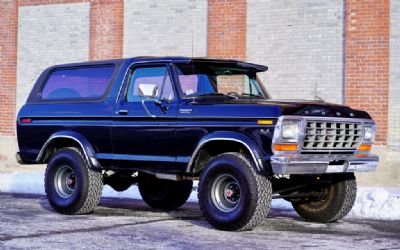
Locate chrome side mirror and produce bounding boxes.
[138,84,158,98]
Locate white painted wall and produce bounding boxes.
[388,0,400,151]
[16,3,90,112]
[247,0,344,104]
[123,0,207,57]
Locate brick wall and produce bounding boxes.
[89,0,124,60]
[0,0,397,147]
[247,0,344,104]
[207,0,247,60]
[0,1,17,136]
[123,0,207,57]
[388,0,400,150]
[345,0,390,145]
[16,2,90,113]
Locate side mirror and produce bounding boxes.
[138,84,158,98]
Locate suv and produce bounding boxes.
[17,57,378,231]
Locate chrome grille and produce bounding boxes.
[302,121,362,151]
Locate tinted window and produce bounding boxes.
[41,66,115,100]
[175,64,266,99]
[127,67,174,102]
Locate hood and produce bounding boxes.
[263,99,371,119]
[190,98,371,119]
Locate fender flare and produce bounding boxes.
[36,130,102,169]
[186,131,269,174]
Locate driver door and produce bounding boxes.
[110,64,178,171]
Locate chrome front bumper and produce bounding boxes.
[270,154,379,175]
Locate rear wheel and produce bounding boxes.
[291,173,357,223]
[138,173,193,210]
[198,153,272,231]
[44,147,103,214]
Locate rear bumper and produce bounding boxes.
[15,152,30,165]
[270,153,379,175]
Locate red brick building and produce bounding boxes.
[0,0,398,184]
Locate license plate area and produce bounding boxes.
[326,160,347,172]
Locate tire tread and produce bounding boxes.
[198,152,272,231]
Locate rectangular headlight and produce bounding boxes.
[363,124,376,143]
[281,120,301,142]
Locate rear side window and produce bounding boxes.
[41,65,115,100]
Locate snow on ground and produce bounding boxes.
[0,172,399,220]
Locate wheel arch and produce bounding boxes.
[36,130,101,169]
[187,131,270,175]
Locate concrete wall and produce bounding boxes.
[388,0,400,151]
[123,0,207,57]
[16,2,90,113]
[247,0,344,104]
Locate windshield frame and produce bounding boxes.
[171,62,271,100]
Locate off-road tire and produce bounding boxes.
[291,173,357,223]
[138,172,193,210]
[198,152,272,231]
[44,147,103,214]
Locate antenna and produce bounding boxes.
[191,29,194,58]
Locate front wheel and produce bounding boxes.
[291,173,357,223]
[198,153,272,231]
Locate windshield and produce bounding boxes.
[174,63,270,100]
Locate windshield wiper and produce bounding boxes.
[240,93,266,99]
[195,93,237,99]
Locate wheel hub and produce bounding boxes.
[65,173,75,190]
[54,165,76,198]
[211,174,241,212]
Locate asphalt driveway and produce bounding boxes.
[0,193,399,249]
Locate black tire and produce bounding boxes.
[291,173,357,223]
[44,147,103,214]
[138,173,193,210]
[198,153,272,231]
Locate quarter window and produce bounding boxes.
[126,67,174,102]
[41,65,115,100]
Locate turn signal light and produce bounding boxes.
[358,144,372,151]
[257,120,273,125]
[274,144,298,151]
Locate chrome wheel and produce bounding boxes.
[54,165,76,198]
[211,174,241,212]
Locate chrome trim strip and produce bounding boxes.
[186,138,261,173]
[36,135,92,165]
[96,153,176,162]
[19,124,272,128]
[17,115,277,120]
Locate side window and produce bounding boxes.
[126,66,174,102]
[41,65,115,100]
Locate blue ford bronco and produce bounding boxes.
[17,57,379,231]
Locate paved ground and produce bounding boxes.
[0,193,399,249]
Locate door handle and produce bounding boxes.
[117,109,128,115]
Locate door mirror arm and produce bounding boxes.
[155,99,169,113]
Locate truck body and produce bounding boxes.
[17,57,378,231]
